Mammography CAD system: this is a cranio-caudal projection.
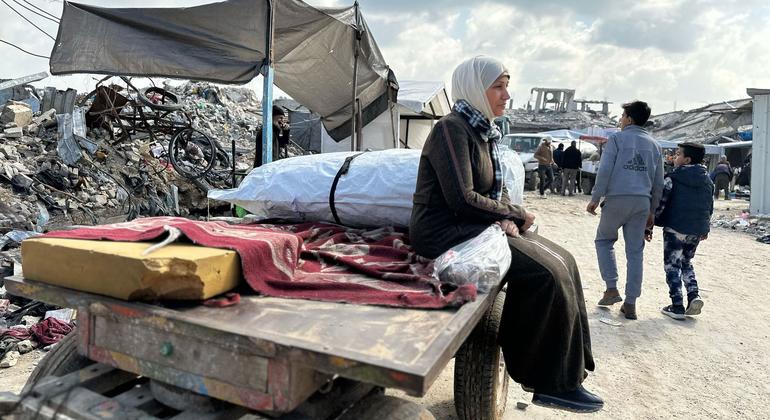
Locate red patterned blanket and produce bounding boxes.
[43,217,476,308]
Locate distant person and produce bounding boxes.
[736,153,751,186]
[534,137,555,198]
[653,143,713,320]
[561,140,582,196]
[587,100,664,320]
[254,105,290,168]
[554,143,565,168]
[710,155,733,200]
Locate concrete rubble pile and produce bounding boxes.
[711,212,770,244]
[504,108,618,132]
[501,87,618,132]
[649,98,753,144]
[0,81,270,235]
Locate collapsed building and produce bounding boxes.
[497,87,617,134]
[649,98,753,145]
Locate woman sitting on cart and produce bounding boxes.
[409,55,603,413]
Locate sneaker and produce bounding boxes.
[661,304,686,320]
[620,303,637,320]
[686,296,704,315]
[539,194,548,199]
[532,385,604,413]
[597,289,622,306]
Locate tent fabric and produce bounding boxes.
[657,139,723,155]
[50,0,397,141]
[397,80,449,116]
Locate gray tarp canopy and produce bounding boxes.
[49,0,397,141]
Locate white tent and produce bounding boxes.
[321,80,451,152]
[397,81,452,149]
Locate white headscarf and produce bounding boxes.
[451,55,509,121]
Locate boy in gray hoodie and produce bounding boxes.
[587,101,664,320]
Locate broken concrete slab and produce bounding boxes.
[17,339,35,354]
[0,72,48,92]
[0,350,19,368]
[2,127,23,139]
[0,104,33,127]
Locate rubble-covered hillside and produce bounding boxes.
[0,80,268,235]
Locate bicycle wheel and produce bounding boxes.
[168,128,217,178]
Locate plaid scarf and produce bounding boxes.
[453,99,503,200]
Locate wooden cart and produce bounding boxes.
[0,276,509,419]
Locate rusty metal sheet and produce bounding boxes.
[5,276,495,396]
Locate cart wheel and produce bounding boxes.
[339,394,435,420]
[454,291,508,420]
[168,128,217,178]
[22,328,92,394]
[138,87,183,112]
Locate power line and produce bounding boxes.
[0,39,49,59]
[10,0,59,23]
[19,0,59,21]
[0,0,56,41]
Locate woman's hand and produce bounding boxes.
[497,219,519,237]
[520,211,536,233]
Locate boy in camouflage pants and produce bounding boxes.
[653,143,714,320]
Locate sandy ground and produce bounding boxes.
[2,192,768,419]
[392,192,770,419]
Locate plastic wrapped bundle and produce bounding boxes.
[432,224,512,293]
[209,149,421,227]
[208,147,525,228]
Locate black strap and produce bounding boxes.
[329,152,366,225]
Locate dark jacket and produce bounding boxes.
[254,123,290,167]
[553,148,565,168]
[657,165,714,236]
[710,163,733,181]
[409,112,526,259]
[561,146,582,169]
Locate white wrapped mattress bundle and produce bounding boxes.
[208,148,525,228]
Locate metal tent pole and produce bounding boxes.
[261,0,276,164]
[350,1,361,151]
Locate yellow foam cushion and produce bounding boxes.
[22,237,241,300]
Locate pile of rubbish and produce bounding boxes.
[0,285,74,369]
[0,79,271,232]
[711,211,770,244]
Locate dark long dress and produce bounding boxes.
[409,112,595,393]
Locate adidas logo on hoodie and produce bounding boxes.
[623,152,647,172]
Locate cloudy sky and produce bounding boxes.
[2,0,769,115]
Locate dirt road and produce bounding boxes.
[3,192,768,419]
[396,193,770,419]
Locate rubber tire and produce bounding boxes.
[339,394,435,420]
[168,128,217,179]
[552,171,564,195]
[454,291,509,420]
[581,176,594,195]
[138,87,183,112]
[22,328,92,394]
[526,172,538,191]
